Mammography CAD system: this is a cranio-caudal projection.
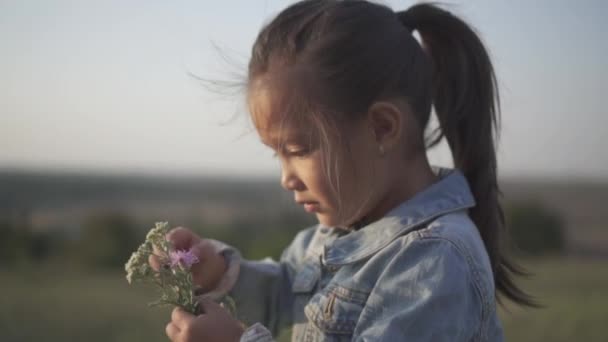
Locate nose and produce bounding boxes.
[280,165,303,192]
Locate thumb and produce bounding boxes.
[166,226,201,250]
[188,240,226,291]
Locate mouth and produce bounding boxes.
[296,200,320,213]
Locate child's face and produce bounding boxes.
[249,86,382,228]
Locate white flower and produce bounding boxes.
[146,221,169,245]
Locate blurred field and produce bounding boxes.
[1,172,606,341]
[0,266,170,342]
[1,257,606,342]
[499,258,608,341]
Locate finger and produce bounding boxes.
[165,322,180,341]
[189,241,223,289]
[149,244,169,271]
[166,227,201,250]
[172,306,195,329]
[152,243,166,256]
[148,253,162,271]
[196,297,224,315]
[189,241,211,263]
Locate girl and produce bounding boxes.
[151,1,534,341]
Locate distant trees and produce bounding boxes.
[0,221,29,264]
[505,201,566,255]
[198,210,316,261]
[1,200,567,269]
[0,220,64,266]
[77,212,141,268]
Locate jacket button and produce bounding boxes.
[325,265,339,272]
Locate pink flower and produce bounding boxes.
[169,249,200,269]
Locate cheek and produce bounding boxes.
[338,149,380,212]
[298,154,337,205]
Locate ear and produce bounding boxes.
[366,101,404,151]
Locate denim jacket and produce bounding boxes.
[207,168,504,341]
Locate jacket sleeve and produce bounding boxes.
[353,237,486,341]
[200,227,316,340]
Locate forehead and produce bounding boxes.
[248,79,314,147]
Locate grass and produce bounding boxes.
[0,257,606,341]
[0,267,170,342]
[499,258,608,341]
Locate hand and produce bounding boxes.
[148,226,227,292]
[166,298,245,342]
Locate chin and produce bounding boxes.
[316,214,342,228]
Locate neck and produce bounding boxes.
[350,155,437,230]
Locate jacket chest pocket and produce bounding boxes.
[292,261,321,294]
[303,285,369,340]
[291,261,322,341]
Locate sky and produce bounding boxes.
[1,0,607,180]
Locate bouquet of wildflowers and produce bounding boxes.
[125,222,203,314]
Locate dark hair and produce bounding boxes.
[248,0,534,306]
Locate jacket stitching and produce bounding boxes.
[416,235,490,341]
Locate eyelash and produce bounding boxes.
[272,148,310,158]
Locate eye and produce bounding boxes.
[269,145,313,159]
[286,147,310,158]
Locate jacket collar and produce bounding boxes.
[321,167,476,266]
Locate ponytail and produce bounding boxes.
[398,4,537,307]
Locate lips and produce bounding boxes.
[302,202,320,213]
[295,199,320,213]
